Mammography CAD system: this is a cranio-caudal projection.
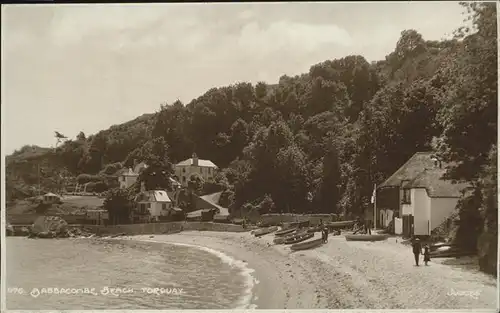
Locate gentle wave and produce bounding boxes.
[130,238,258,309]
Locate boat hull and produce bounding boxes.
[284,232,314,244]
[345,234,388,241]
[273,230,306,244]
[291,238,323,251]
[275,228,297,236]
[326,220,355,228]
[254,226,279,237]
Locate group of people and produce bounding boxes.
[411,237,431,266]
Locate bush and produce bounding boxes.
[100,162,123,175]
[77,174,105,185]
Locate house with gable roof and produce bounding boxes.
[133,189,182,223]
[377,152,470,237]
[174,153,218,187]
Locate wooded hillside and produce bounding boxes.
[5,2,496,275]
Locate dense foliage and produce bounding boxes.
[5,3,496,274]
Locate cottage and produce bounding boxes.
[174,153,217,187]
[118,168,139,189]
[134,190,173,222]
[378,152,470,237]
[42,192,62,204]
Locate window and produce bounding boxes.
[183,168,186,173]
[162,203,167,210]
[402,189,411,204]
[183,176,186,183]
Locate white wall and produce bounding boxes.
[174,165,215,186]
[402,204,413,215]
[394,217,403,235]
[412,188,431,235]
[379,209,394,227]
[147,202,173,219]
[430,197,459,231]
[119,175,138,189]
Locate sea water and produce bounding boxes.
[6,237,255,310]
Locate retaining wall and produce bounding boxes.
[85,222,248,235]
[255,213,337,225]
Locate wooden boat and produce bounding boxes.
[291,237,323,251]
[429,251,476,258]
[326,220,356,228]
[275,228,297,237]
[273,230,306,244]
[345,234,389,241]
[254,226,279,237]
[284,232,314,244]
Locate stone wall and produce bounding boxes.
[85,222,248,235]
[250,214,337,225]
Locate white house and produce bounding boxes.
[118,162,181,190]
[378,152,470,237]
[118,168,140,189]
[134,190,173,222]
[174,153,218,187]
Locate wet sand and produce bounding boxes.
[127,231,497,309]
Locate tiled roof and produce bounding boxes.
[379,152,438,188]
[404,168,470,198]
[176,158,217,168]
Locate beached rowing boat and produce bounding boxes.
[254,226,279,237]
[284,232,314,244]
[326,220,356,228]
[345,234,389,241]
[290,237,323,251]
[273,230,307,244]
[275,228,297,237]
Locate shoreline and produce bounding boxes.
[120,231,497,310]
[116,232,317,309]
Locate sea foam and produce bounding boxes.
[134,238,258,309]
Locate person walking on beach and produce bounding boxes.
[411,237,422,266]
[423,244,431,266]
[324,226,329,243]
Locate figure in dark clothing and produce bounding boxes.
[323,227,329,243]
[411,238,422,266]
[423,245,431,266]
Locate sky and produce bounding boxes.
[2,2,468,155]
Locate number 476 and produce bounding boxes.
[8,287,25,294]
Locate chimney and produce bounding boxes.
[192,153,199,166]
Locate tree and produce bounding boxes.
[136,137,174,192]
[104,188,133,225]
[187,173,204,195]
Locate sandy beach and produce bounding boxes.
[126,231,497,310]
